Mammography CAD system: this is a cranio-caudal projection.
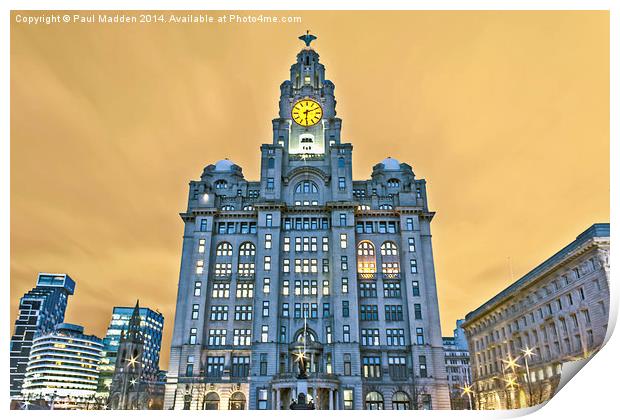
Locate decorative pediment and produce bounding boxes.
[283,167,330,186]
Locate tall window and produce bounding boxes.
[216,242,233,256]
[231,356,250,377]
[267,177,274,189]
[191,304,200,320]
[208,329,226,346]
[339,213,347,226]
[414,303,422,319]
[206,357,224,377]
[408,237,416,252]
[338,177,346,190]
[361,329,380,346]
[198,239,206,253]
[340,234,348,249]
[412,281,420,296]
[343,389,354,409]
[388,356,407,379]
[266,214,273,227]
[343,325,351,343]
[189,328,197,344]
[362,357,381,378]
[342,277,349,293]
[357,241,376,273]
[410,259,418,273]
[380,241,400,274]
[342,301,350,317]
[261,326,269,343]
[416,328,425,345]
[344,353,352,375]
[233,329,251,346]
[264,234,272,249]
[419,355,428,377]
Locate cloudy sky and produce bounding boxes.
[11,11,608,368]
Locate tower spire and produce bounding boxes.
[298,30,317,48]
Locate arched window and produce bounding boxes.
[267,157,275,169]
[392,391,410,410]
[295,180,318,194]
[221,205,235,211]
[380,241,398,256]
[365,391,384,410]
[203,392,220,410]
[378,204,393,210]
[229,392,246,410]
[294,328,318,344]
[380,241,400,273]
[214,180,228,189]
[357,205,371,211]
[357,241,376,274]
[239,242,256,257]
[338,157,345,168]
[387,178,400,188]
[215,242,233,257]
[242,205,255,211]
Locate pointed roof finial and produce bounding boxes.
[299,30,317,47]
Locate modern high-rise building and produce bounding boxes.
[21,323,103,408]
[97,303,164,398]
[165,33,450,410]
[462,223,610,409]
[10,273,76,397]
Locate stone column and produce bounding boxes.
[272,389,276,409]
[329,388,334,410]
[276,388,281,410]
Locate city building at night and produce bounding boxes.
[97,303,164,399]
[21,323,103,409]
[443,320,472,410]
[108,301,166,409]
[462,223,610,409]
[165,34,450,410]
[10,273,76,397]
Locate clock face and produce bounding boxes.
[291,99,323,127]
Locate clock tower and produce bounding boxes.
[272,33,341,156]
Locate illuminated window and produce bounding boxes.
[196,260,204,274]
[198,239,206,253]
[216,242,233,256]
[239,242,256,256]
[340,234,348,249]
[357,241,376,273]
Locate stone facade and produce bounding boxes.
[165,35,450,410]
[461,223,610,409]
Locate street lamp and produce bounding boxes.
[521,347,535,406]
[460,384,474,410]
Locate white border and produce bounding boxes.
[2,1,616,420]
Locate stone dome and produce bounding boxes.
[381,157,401,170]
[214,159,235,172]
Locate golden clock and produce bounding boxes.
[291,99,323,127]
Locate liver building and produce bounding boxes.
[165,33,450,410]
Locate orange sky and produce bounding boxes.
[10,11,609,369]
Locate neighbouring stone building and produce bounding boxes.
[461,223,610,409]
[164,33,450,410]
